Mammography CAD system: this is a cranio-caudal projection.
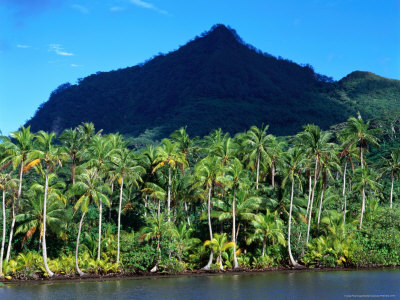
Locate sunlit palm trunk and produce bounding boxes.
[144,195,148,218]
[97,197,102,261]
[317,184,324,226]
[0,189,6,277]
[43,165,54,277]
[390,171,394,208]
[167,166,172,222]
[360,184,366,229]
[75,212,86,276]
[6,163,23,262]
[306,174,312,217]
[232,188,238,269]
[256,151,260,190]
[109,182,114,222]
[116,176,124,265]
[288,180,301,267]
[262,238,266,257]
[184,201,190,226]
[306,158,319,244]
[203,185,213,270]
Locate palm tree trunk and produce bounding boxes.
[167,165,172,222]
[75,212,86,276]
[306,158,319,244]
[0,189,6,277]
[232,188,238,269]
[97,196,102,261]
[256,151,260,190]
[42,165,54,277]
[317,184,324,226]
[6,163,24,262]
[288,180,301,268]
[262,238,266,257]
[236,222,240,241]
[203,185,213,270]
[306,174,312,217]
[144,195,148,218]
[360,184,366,229]
[117,176,124,265]
[157,198,161,219]
[343,160,347,226]
[218,253,224,271]
[184,201,190,226]
[271,161,275,188]
[108,182,114,222]
[390,171,394,209]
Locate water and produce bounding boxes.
[1,269,399,299]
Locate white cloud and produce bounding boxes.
[49,44,74,56]
[130,0,167,14]
[17,44,31,48]
[71,64,82,67]
[110,6,124,12]
[72,4,89,14]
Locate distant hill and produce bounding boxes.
[25,24,400,139]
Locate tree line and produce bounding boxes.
[0,113,399,278]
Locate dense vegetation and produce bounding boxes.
[25,25,400,140]
[1,112,400,279]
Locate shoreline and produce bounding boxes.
[2,265,399,286]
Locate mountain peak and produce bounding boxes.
[200,24,244,45]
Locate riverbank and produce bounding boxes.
[2,265,399,285]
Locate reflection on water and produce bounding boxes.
[0,269,399,300]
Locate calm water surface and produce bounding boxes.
[0,269,399,299]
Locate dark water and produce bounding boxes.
[1,269,399,300]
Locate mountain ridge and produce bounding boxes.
[25,24,400,139]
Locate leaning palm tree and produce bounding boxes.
[242,125,272,190]
[35,130,68,277]
[72,168,110,276]
[0,173,17,277]
[153,139,188,222]
[1,126,37,261]
[110,148,144,265]
[282,148,305,267]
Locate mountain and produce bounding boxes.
[25,24,400,139]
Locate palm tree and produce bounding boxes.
[72,168,110,275]
[0,173,17,277]
[295,124,332,244]
[242,125,272,190]
[204,233,235,270]
[193,156,228,270]
[15,174,66,250]
[153,139,187,223]
[353,167,381,229]
[381,149,400,208]
[247,209,286,258]
[140,213,170,272]
[59,128,82,185]
[266,136,285,188]
[35,130,68,277]
[343,113,380,170]
[1,126,37,261]
[166,222,200,261]
[282,148,305,267]
[111,148,144,265]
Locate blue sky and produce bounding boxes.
[1,0,399,135]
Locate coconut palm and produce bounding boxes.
[295,124,333,244]
[381,149,400,208]
[242,125,272,190]
[247,209,286,258]
[0,173,17,277]
[59,128,82,185]
[72,168,110,276]
[153,139,188,222]
[282,148,306,267]
[352,167,382,228]
[193,156,228,270]
[110,148,144,265]
[204,233,235,270]
[166,222,201,261]
[1,126,37,261]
